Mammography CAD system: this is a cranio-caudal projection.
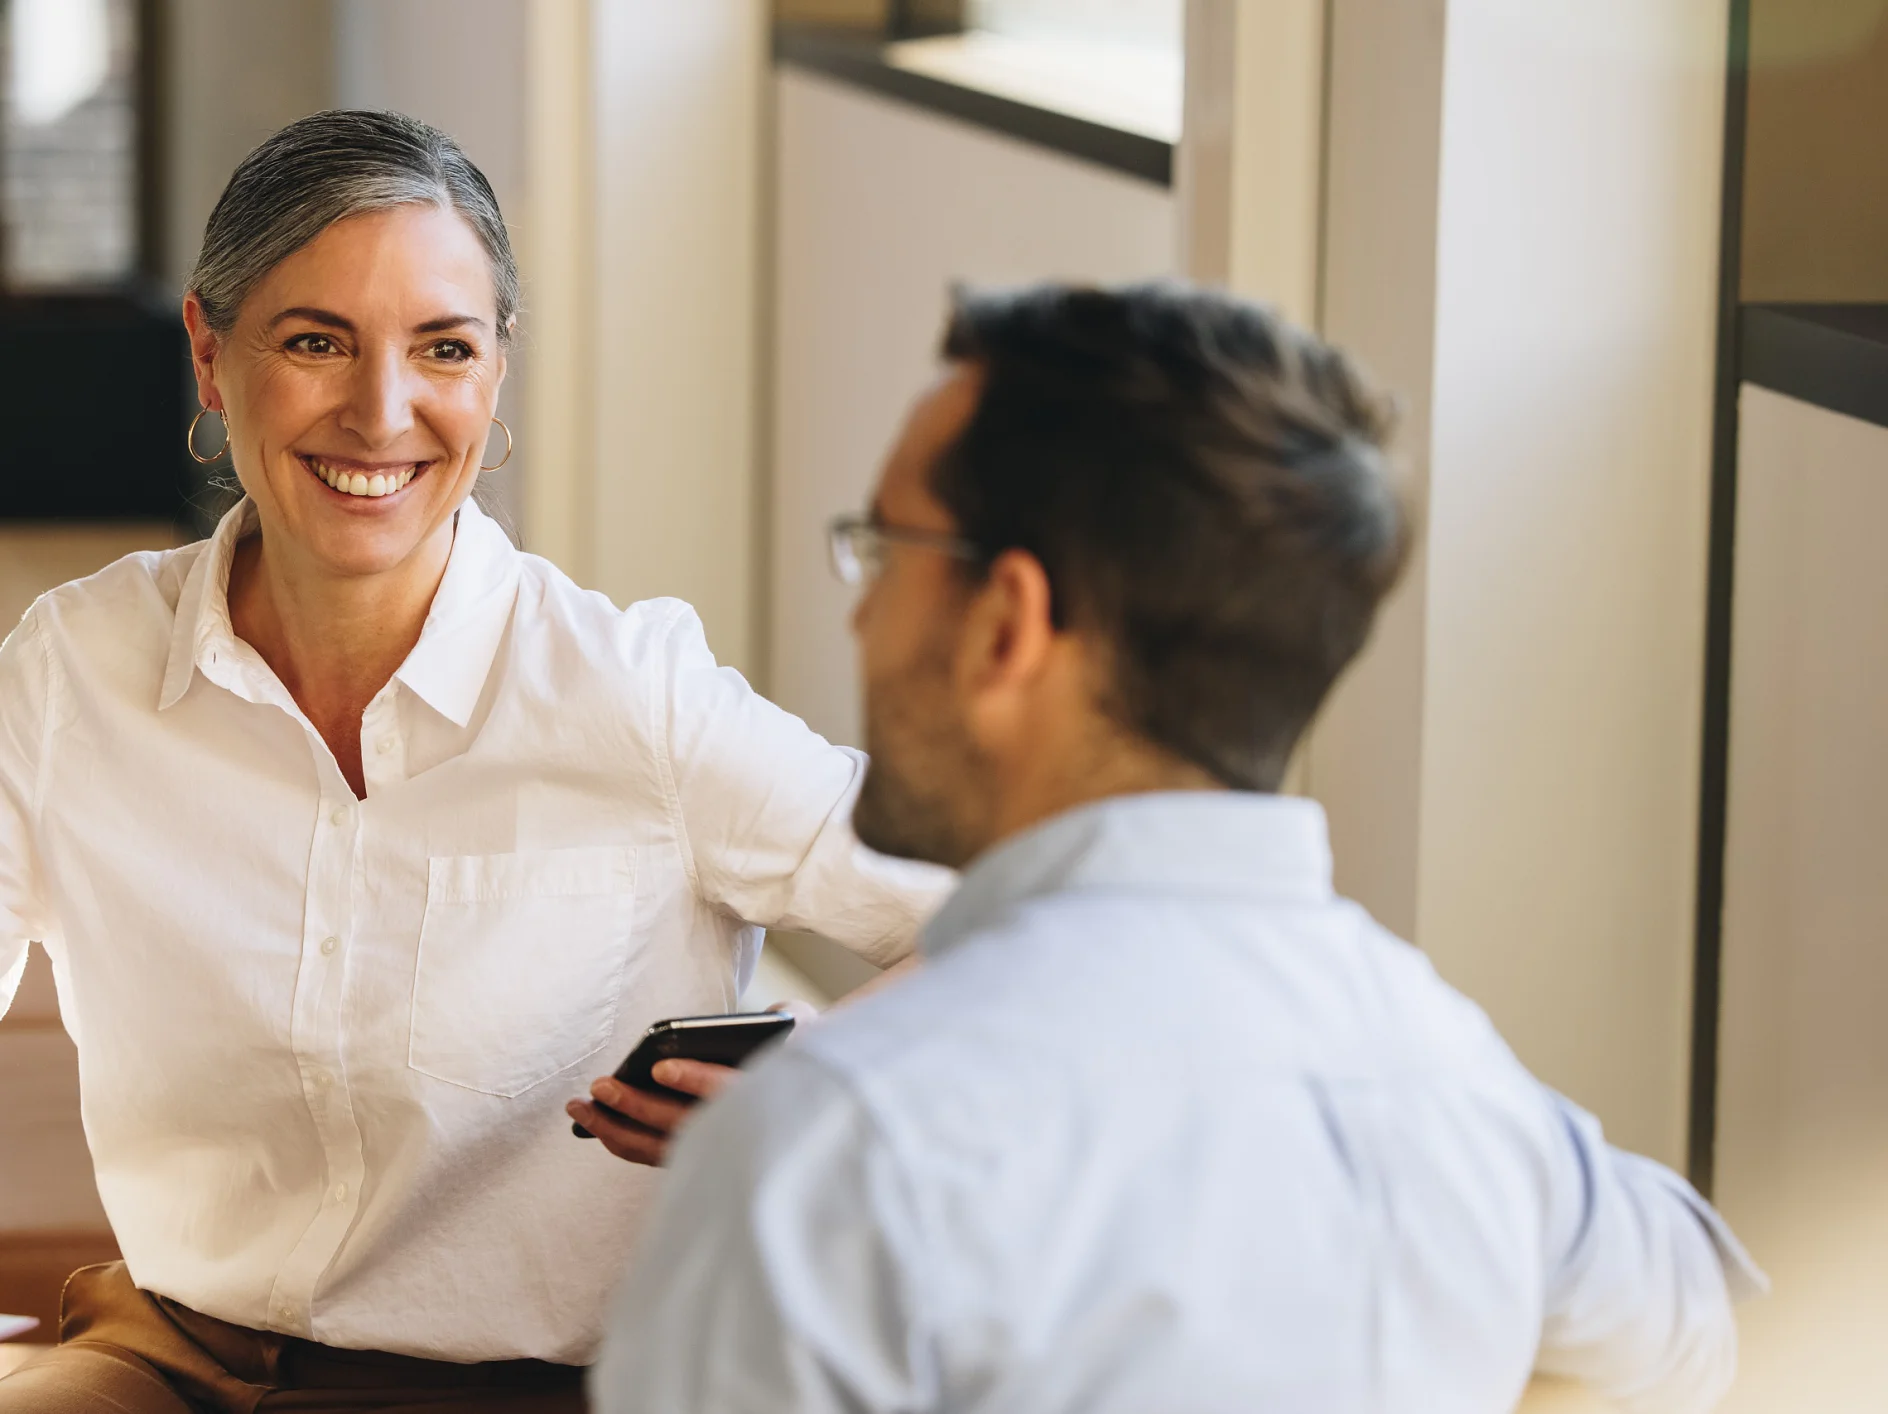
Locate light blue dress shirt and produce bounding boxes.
[593,792,1762,1413]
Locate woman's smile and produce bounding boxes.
[298,452,429,500]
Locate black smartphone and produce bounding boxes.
[572,1011,796,1138]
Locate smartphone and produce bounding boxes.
[572,1011,795,1138]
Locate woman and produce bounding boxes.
[0,111,942,1412]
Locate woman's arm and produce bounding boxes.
[653,604,952,962]
[0,604,57,1019]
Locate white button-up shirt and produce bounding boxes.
[0,499,945,1364]
[594,792,1763,1414]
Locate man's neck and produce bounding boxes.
[979,736,1225,860]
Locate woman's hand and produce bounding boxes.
[566,1059,737,1167]
[567,999,825,1166]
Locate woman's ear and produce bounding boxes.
[181,293,224,412]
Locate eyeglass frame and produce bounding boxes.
[827,513,982,587]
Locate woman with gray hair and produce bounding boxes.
[0,110,943,1412]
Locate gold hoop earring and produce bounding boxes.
[480,417,513,471]
[187,408,229,465]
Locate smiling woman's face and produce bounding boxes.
[184,202,507,580]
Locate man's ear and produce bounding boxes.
[181,293,224,412]
[957,548,1057,696]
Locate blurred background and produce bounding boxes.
[2,1,1885,1406]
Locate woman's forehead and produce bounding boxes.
[247,204,499,329]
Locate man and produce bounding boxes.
[590,284,1761,1412]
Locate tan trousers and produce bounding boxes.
[0,1264,587,1413]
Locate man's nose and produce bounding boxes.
[337,347,417,448]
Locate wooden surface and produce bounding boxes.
[0,1231,118,1345]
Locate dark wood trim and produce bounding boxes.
[136,0,170,282]
[1740,303,1888,432]
[1689,0,1753,1198]
[887,0,966,41]
[773,24,1174,188]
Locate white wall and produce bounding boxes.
[1305,0,1448,945]
[769,69,1176,745]
[1715,385,1888,1410]
[164,0,336,287]
[584,1,769,675]
[1308,0,1729,1167]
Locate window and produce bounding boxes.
[1,0,143,289]
[891,0,1182,143]
[968,0,1181,51]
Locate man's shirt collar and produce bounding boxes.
[159,497,522,727]
[922,790,1336,959]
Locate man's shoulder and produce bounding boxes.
[795,885,1542,1122]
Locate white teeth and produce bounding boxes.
[308,458,419,496]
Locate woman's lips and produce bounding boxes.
[302,455,425,499]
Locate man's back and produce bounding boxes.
[594,794,1757,1414]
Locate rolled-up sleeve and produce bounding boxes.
[655,602,951,966]
[1536,1094,1766,1413]
[591,1050,935,1414]
[0,603,56,1018]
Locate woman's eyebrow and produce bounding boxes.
[271,306,354,331]
[414,314,489,334]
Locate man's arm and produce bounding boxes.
[654,603,951,964]
[589,1050,935,1414]
[1535,1095,1765,1413]
[0,605,56,1020]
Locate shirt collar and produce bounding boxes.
[392,499,522,727]
[159,497,522,727]
[159,498,254,711]
[922,791,1336,959]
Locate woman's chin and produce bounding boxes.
[296,498,455,580]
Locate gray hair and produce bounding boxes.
[189,109,519,344]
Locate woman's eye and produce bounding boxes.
[286,333,336,356]
[427,339,475,363]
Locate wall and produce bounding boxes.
[581,1,769,675]
[1308,0,1729,1167]
[1715,385,1888,1409]
[767,68,1176,746]
[1742,0,1888,302]
[163,0,336,288]
[1304,0,1447,944]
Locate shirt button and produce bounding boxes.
[332,1183,349,1203]
[319,936,338,956]
[311,1071,332,1091]
[277,1306,292,1323]
[376,737,395,755]
[330,807,348,827]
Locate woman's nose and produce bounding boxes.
[337,347,417,448]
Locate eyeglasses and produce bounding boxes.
[827,514,980,586]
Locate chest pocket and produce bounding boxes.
[409,846,638,1097]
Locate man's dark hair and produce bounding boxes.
[936,281,1408,792]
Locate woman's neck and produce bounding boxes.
[227,517,455,795]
